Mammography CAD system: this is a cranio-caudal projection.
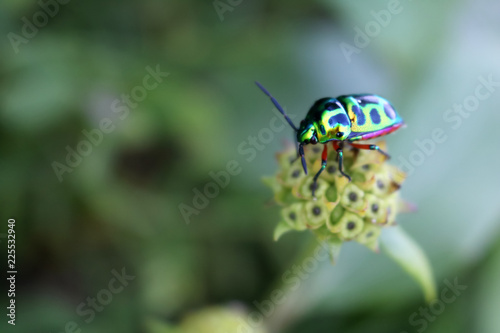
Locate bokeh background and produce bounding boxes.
[1,0,500,332]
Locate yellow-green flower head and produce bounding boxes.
[264,141,410,254]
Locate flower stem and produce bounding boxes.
[264,235,333,332]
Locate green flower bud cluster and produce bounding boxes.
[264,141,408,253]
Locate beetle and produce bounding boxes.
[256,81,405,197]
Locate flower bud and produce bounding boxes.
[265,141,411,256]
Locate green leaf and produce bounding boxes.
[380,226,436,302]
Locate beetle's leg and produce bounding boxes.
[332,141,351,182]
[298,144,308,175]
[349,143,390,159]
[311,144,328,199]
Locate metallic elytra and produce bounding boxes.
[256,82,405,196]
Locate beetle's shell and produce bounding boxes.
[337,94,404,141]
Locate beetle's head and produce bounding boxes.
[297,120,318,145]
[312,98,352,141]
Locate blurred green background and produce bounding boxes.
[1,0,500,332]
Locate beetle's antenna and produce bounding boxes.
[298,144,308,175]
[255,81,298,131]
[256,81,307,174]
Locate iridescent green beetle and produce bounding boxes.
[256,82,405,197]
